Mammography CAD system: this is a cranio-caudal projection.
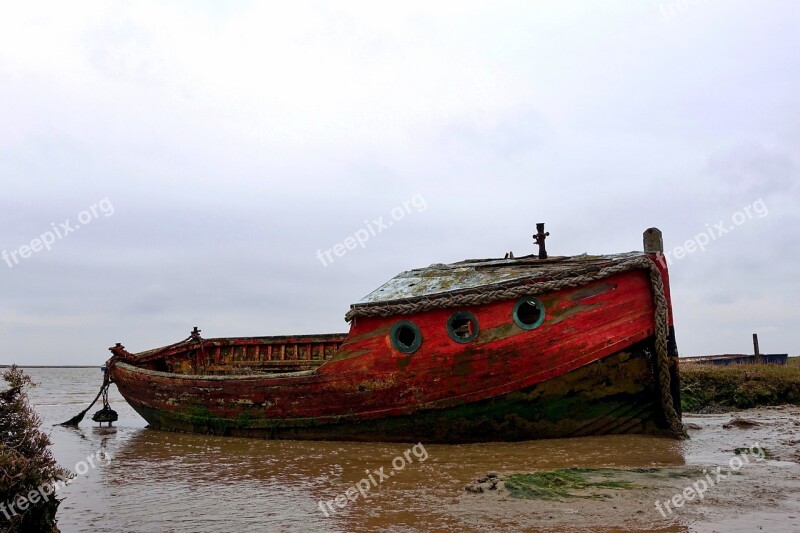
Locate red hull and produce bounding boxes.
[108,253,682,442]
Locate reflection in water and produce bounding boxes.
[22,368,688,532]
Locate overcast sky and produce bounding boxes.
[1,1,798,365]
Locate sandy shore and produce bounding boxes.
[457,405,800,532]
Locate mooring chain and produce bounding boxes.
[57,370,111,427]
[101,383,110,409]
[345,256,686,437]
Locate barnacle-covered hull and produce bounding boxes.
[107,230,683,442]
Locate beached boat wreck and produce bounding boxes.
[103,227,684,442]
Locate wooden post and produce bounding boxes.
[643,228,663,253]
[753,333,761,364]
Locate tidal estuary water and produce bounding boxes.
[20,368,800,532]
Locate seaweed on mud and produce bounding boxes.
[503,468,636,500]
[734,446,773,458]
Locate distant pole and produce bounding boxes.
[753,333,761,364]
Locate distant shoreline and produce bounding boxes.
[0,365,100,368]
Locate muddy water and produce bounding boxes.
[22,368,800,532]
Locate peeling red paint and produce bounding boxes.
[107,252,680,442]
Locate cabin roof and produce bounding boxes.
[353,251,646,307]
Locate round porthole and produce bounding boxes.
[447,311,479,343]
[390,320,422,353]
[513,297,545,330]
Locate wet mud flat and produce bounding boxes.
[23,368,799,532]
[456,406,800,532]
